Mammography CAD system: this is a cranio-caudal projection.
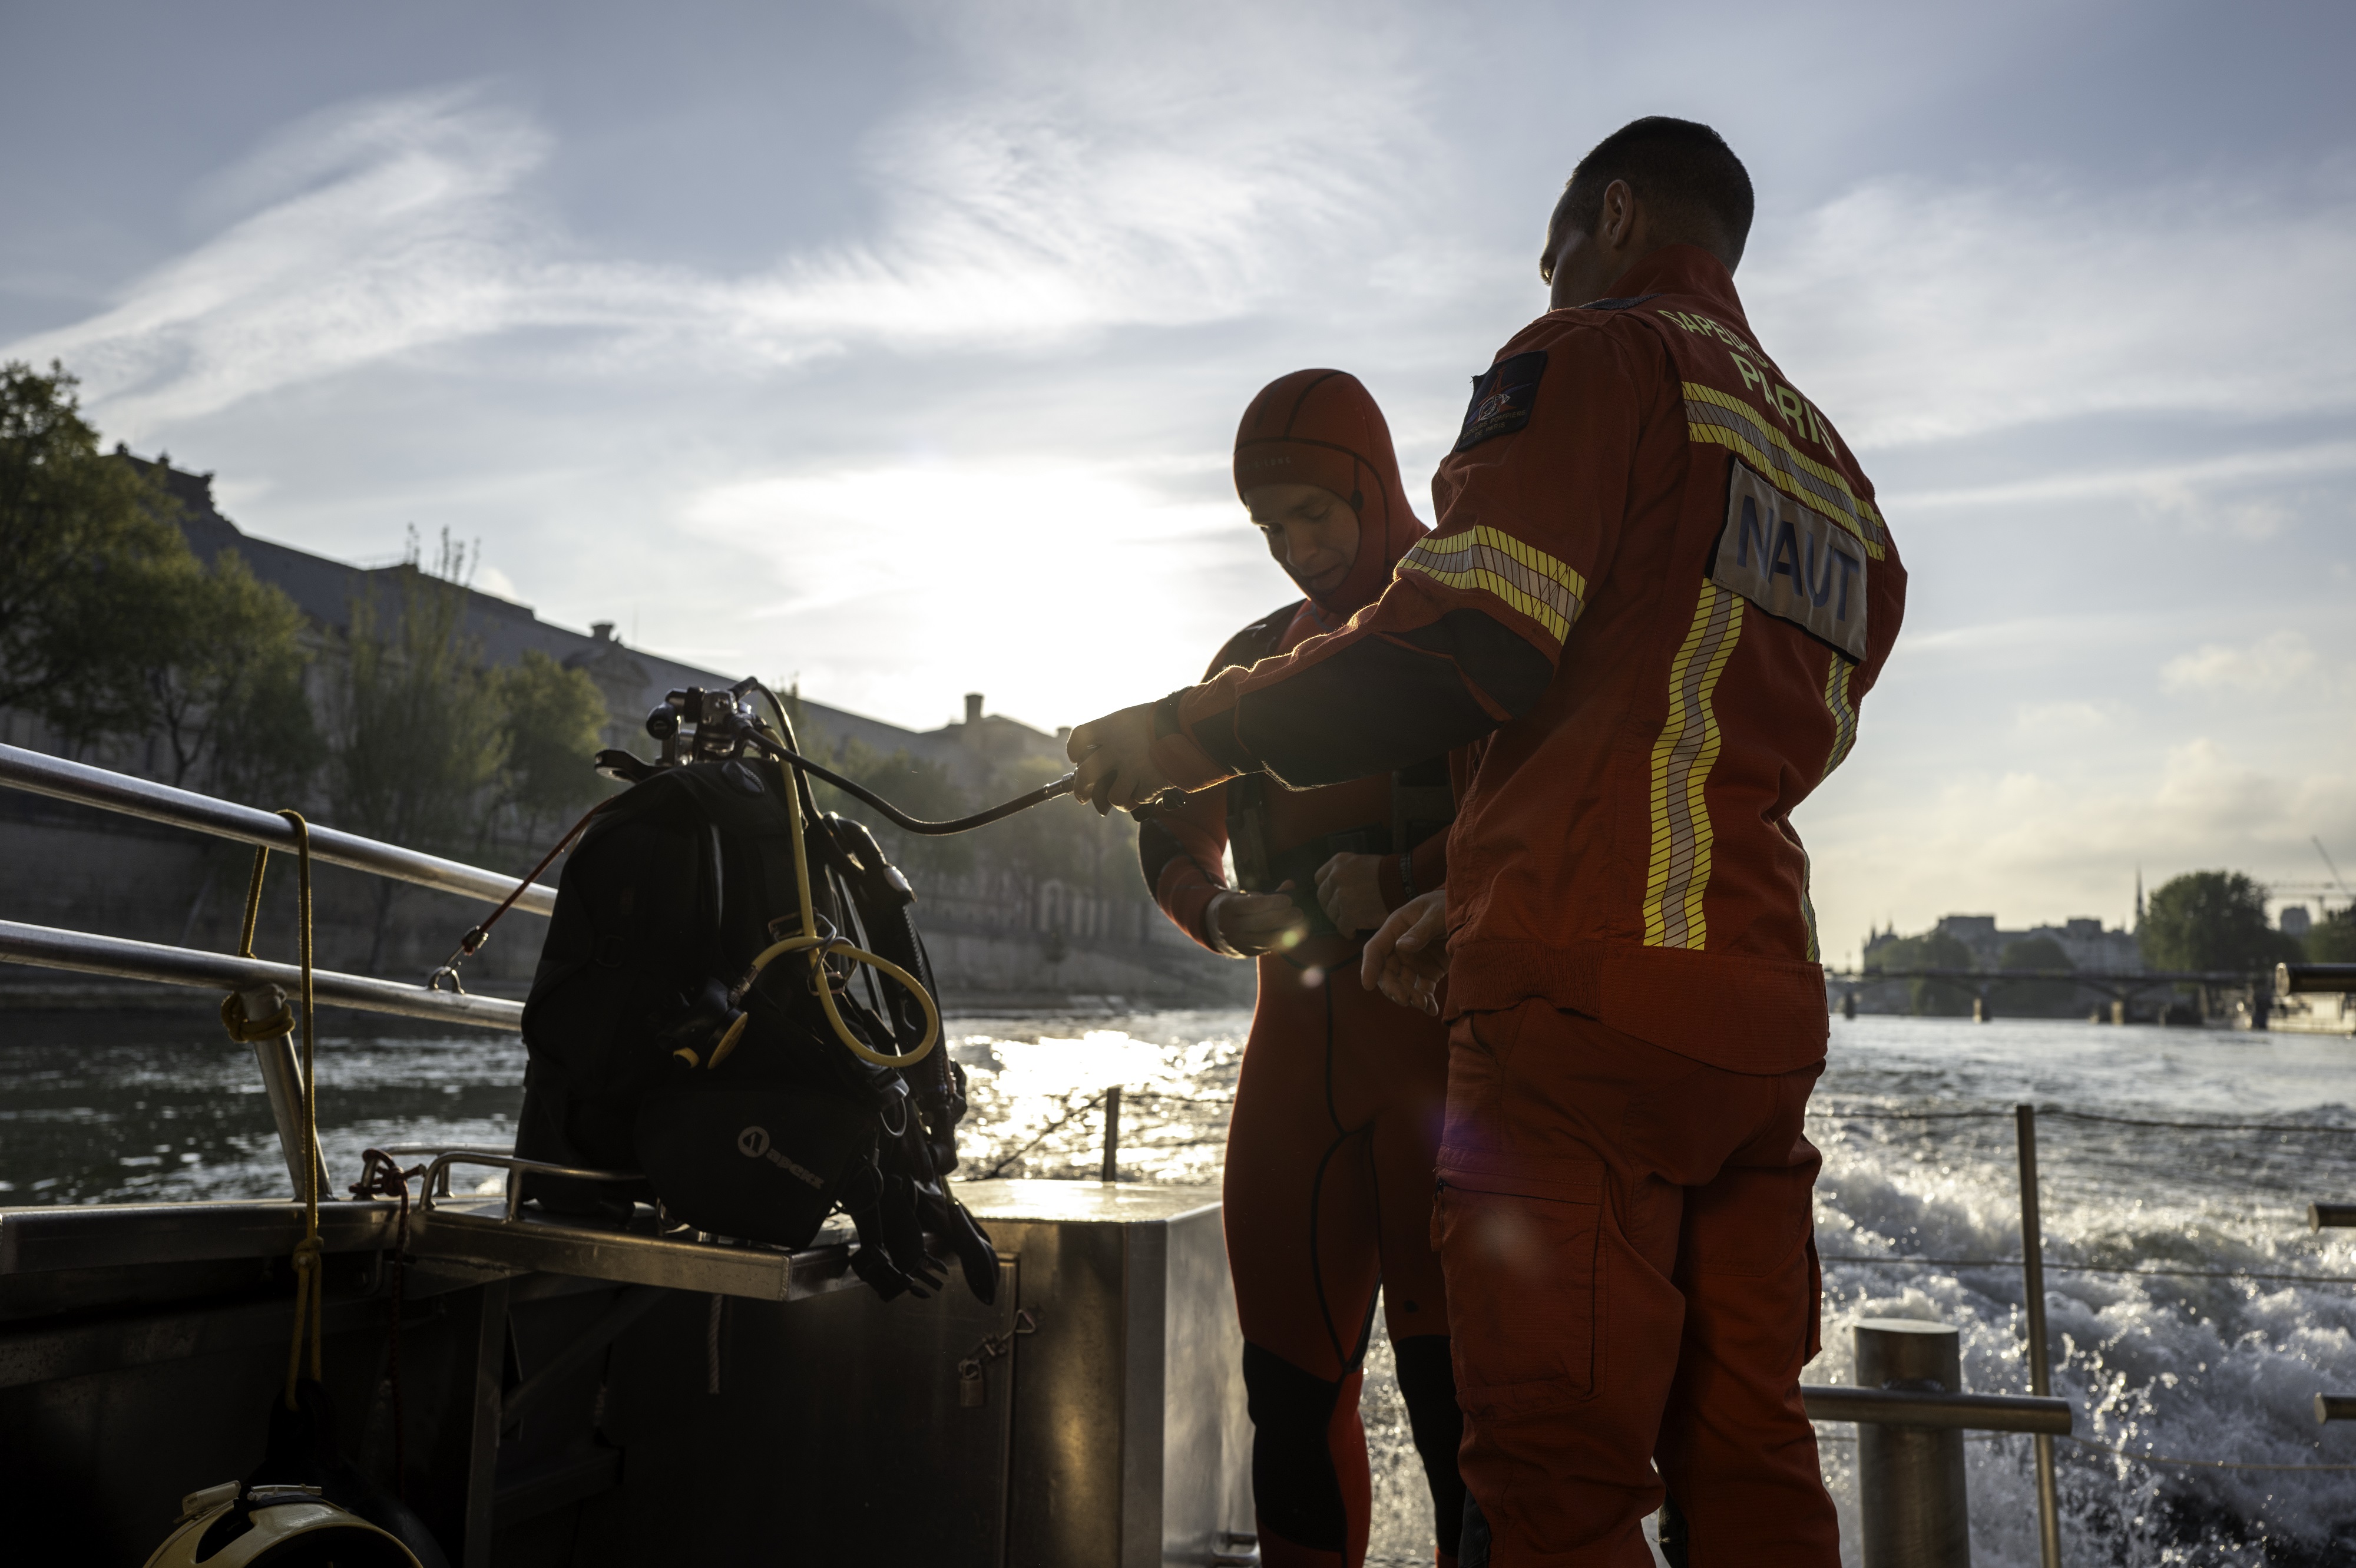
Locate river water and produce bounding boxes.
[4,1008,2353,1564]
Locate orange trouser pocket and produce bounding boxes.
[1434,1156,1604,1418]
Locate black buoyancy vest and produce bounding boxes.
[515,755,992,1300]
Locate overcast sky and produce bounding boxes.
[4,0,2351,964]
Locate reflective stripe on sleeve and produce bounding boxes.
[1821,653,1860,780]
[1644,583,1745,950]
[1397,526,1587,643]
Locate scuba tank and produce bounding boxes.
[515,682,997,1304]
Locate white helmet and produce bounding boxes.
[142,1481,422,1568]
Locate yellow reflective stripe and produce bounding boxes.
[1399,525,1587,642]
[1821,653,1859,779]
[1683,382,1888,561]
[1801,850,1821,963]
[1643,584,1743,949]
[1797,657,1860,959]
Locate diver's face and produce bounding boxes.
[1243,484,1359,598]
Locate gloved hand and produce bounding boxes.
[876,1173,948,1295]
[916,1182,1000,1304]
[840,1162,947,1301]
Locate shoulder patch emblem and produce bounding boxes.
[1453,350,1547,452]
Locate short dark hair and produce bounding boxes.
[1555,117,1754,269]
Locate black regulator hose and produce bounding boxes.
[745,681,1078,837]
[753,739,1077,836]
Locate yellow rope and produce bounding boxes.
[219,844,296,1041]
[237,844,267,957]
[260,811,322,1408]
[769,752,939,1070]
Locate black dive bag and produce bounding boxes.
[515,752,995,1302]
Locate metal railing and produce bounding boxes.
[0,743,557,916]
[0,919,524,1030]
[0,743,548,1032]
[1,747,558,1197]
[1799,1382,2071,1433]
[1802,1319,2066,1567]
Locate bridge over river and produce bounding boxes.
[1821,961,2356,1025]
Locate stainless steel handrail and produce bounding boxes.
[1800,1384,2073,1434]
[0,919,523,1030]
[419,1151,643,1219]
[0,742,556,917]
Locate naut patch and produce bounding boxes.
[1453,350,1547,452]
[1709,461,1870,659]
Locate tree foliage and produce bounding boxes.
[207,628,328,811]
[143,550,320,795]
[330,532,508,970]
[330,531,507,854]
[497,649,612,844]
[967,755,1099,898]
[2139,871,2302,974]
[774,686,976,882]
[2306,907,2356,965]
[1869,929,1977,1015]
[1995,935,2077,1017]
[775,686,1144,917]
[0,362,186,733]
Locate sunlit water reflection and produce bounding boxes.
[5,1008,2354,1564]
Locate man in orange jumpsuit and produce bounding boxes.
[1143,368,1467,1568]
[1070,118,1907,1564]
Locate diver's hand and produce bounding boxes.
[1066,703,1170,816]
[1314,852,1389,937]
[1207,884,1311,958]
[1361,889,1448,1015]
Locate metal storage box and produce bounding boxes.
[961,1179,1252,1568]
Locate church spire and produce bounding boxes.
[2134,866,2144,928]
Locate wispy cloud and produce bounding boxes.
[2160,631,2322,694]
[8,4,1424,433]
[9,87,554,429]
[1749,173,2356,449]
[1890,440,2356,514]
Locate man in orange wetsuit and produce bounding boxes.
[1071,118,1907,1565]
[1140,369,1468,1568]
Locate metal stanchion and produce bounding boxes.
[2307,1207,2354,1425]
[1100,1084,1123,1182]
[2016,1104,2063,1568]
[239,983,329,1199]
[1854,1319,1971,1568]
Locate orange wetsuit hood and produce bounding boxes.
[1233,369,1427,621]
